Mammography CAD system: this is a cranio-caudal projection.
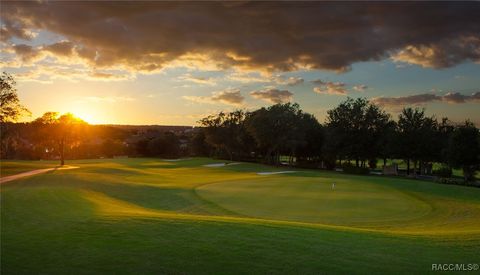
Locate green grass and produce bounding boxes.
[1,158,480,274]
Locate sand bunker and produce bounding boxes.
[203,162,241,167]
[257,171,297,175]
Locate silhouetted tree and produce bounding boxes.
[101,139,125,158]
[0,72,30,123]
[325,98,391,168]
[446,121,480,181]
[363,102,393,167]
[33,112,87,165]
[160,132,181,157]
[295,112,324,163]
[397,107,437,175]
[1,72,30,158]
[377,120,397,167]
[200,110,249,160]
[245,103,313,165]
[191,129,211,156]
[437,117,455,164]
[136,138,150,156]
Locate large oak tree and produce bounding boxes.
[33,112,87,165]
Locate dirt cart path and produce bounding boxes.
[0,166,79,184]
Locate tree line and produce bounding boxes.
[1,113,192,164]
[195,99,479,182]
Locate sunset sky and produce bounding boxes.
[1,1,479,125]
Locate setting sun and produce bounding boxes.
[67,105,104,125]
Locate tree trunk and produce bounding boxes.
[60,139,65,166]
[406,159,410,175]
[265,148,273,164]
[4,136,10,159]
[413,160,417,176]
[355,158,359,167]
[383,158,387,167]
[463,165,473,182]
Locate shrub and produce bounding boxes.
[323,158,336,170]
[296,160,320,169]
[435,177,465,185]
[342,162,370,175]
[433,166,453,178]
[368,159,377,169]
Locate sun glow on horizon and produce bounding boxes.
[72,112,98,124]
[67,104,106,125]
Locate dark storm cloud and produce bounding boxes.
[372,92,480,108]
[442,92,480,103]
[42,41,75,57]
[11,44,41,62]
[0,20,36,41]
[183,89,245,106]
[372,93,441,106]
[2,1,480,72]
[211,89,245,105]
[250,89,293,103]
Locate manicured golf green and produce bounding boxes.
[1,158,479,274]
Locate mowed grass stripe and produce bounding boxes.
[2,158,480,274]
[3,158,480,236]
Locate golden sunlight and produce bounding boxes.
[67,103,105,124]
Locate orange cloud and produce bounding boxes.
[372,92,480,110]
[313,81,348,95]
[183,89,245,106]
[250,89,293,103]
[392,36,480,68]
[178,73,217,86]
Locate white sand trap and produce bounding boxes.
[203,162,241,167]
[162,158,191,162]
[257,171,297,175]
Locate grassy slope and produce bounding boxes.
[1,158,479,274]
